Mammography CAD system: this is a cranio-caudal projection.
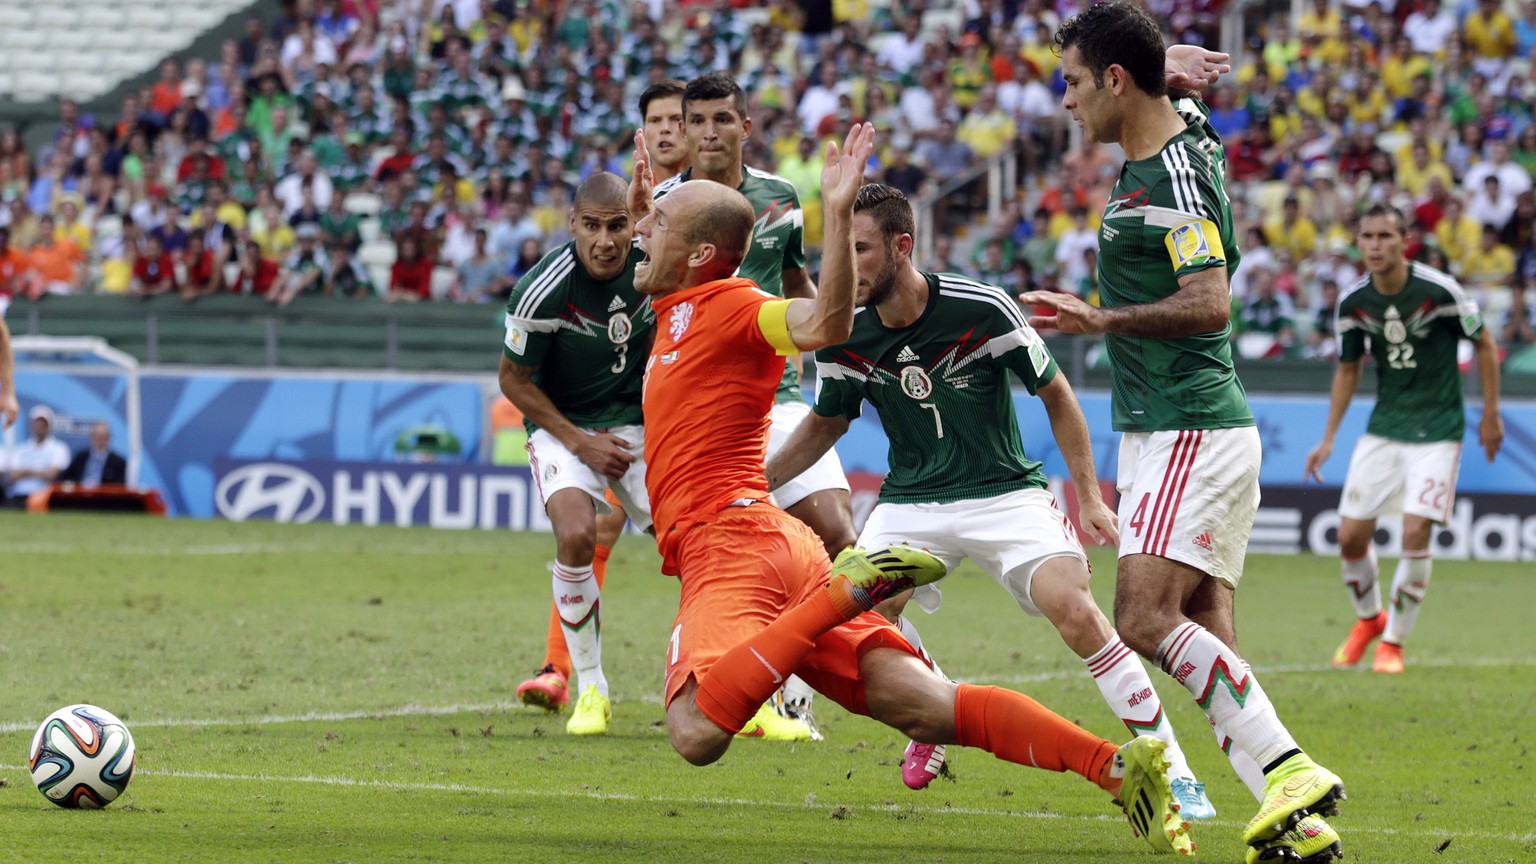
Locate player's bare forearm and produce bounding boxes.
[1099,269,1231,338]
[785,215,855,350]
[1321,360,1363,444]
[1038,376,1102,498]
[0,317,15,428]
[497,356,584,451]
[1475,329,1504,460]
[1474,328,1501,415]
[765,411,848,492]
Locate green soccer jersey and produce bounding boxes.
[501,242,655,432]
[814,273,1057,504]
[1336,262,1483,442]
[1097,98,1253,433]
[654,165,808,402]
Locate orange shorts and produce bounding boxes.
[661,504,920,717]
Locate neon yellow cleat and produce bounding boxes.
[1115,736,1195,856]
[832,545,948,609]
[735,703,814,741]
[565,684,611,735]
[1244,754,1346,847]
[1246,815,1343,863]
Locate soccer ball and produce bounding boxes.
[28,704,137,808]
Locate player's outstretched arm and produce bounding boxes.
[1037,375,1117,545]
[785,123,876,351]
[1474,328,1504,462]
[765,410,850,493]
[1165,45,1230,94]
[0,317,15,429]
[1020,268,1229,338]
[628,129,655,223]
[1304,358,1363,483]
[498,356,635,479]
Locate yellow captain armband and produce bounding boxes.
[757,299,801,356]
[1164,219,1227,271]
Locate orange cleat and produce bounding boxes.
[1330,613,1385,667]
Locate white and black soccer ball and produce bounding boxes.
[28,704,136,808]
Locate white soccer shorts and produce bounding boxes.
[1338,433,1461,524]
[766,400,850,510]
[858,487,1086,617]
[1116,426,1260,589]
[527,424,653,531]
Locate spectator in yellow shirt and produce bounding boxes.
[1460,223,1517,297]
[1397,140,1455,197]
[1298,0,1342,39]
[1435,196,1486,274]
[1464,0,1518,77]
[1263,196,1320,261]
[1380,35,1434,100]
[956,86,1017,159]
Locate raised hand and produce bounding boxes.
[1165,45,1230,93]
[628,129,655,221]
[820,122,877,216]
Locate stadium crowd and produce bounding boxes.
[0,0,1532,358]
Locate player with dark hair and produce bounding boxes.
[629,71,856,741]
[766,183,1214,821]
[1305,204,1502,673]
[1021,4,1345,861]
[513,79,700,724]
[500,172,652,737]
[634,125,1191,856]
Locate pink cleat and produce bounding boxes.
[902,741,948,790]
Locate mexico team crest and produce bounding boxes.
[608,312,632,344]
[900,365,932,399]
[1383,306,1406,344]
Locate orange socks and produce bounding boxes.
[541,545,611,678]
[953,683,1120,794]
[695,589,852,733]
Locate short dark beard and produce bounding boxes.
[864,248,900,308]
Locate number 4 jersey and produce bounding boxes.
[502,242,655,431]
[1336,261,1484,443]
[813,273,1057,504]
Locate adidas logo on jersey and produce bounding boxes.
[608,296,626,312]
[896,345,919,363]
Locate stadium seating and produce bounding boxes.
[0,0,251,101]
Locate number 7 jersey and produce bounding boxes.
[812,273,1056,505]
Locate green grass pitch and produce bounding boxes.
[1,514,1531,862]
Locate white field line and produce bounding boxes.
[0,764,1529,845]
[3,655,1533,736]
[6,543,462,555]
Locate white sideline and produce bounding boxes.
[0,763,1529,845]
[3,655,1533,735]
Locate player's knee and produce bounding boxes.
[1112,609,1168,659]
[669,733,728,767]
[1401,519,1434,551]
[552,525,597,564]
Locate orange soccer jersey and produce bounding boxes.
[642,276,798,572]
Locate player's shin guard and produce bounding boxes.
[1156,623,1297,769]
[1340,547,1381,619]
[553,562,607,698]
[1088,637,1195,781]
[1383,551,1432,645]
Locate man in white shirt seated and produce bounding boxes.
[4,404,70,507]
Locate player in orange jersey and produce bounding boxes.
[624,123,1193,856]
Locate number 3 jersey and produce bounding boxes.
[812,273,1057,505]
[1336,261,1484,443]
[501,242,655,431]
